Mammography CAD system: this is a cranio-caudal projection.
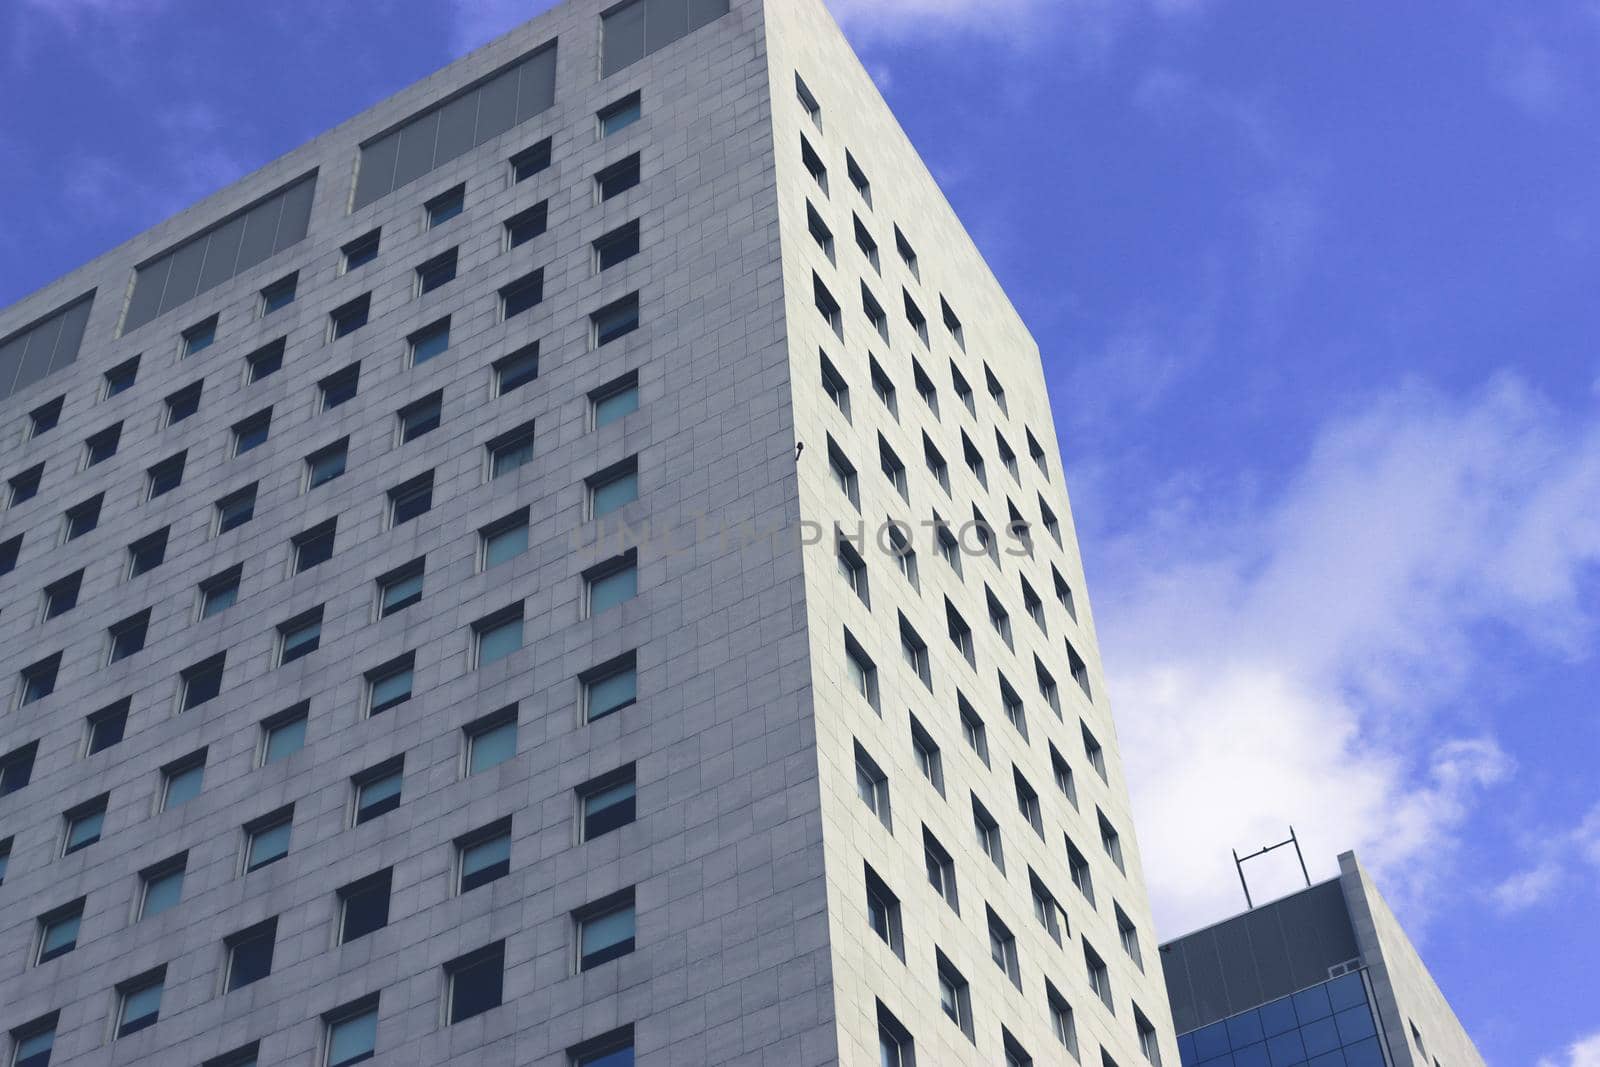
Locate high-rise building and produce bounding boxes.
[1159,852,1485,1067]
[0,1,1177,1064]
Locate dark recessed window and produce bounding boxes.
[200,566,241,619]
[147,453,185,499]
[325,1000,379,1067]
[378,559,425,617]
[232,410,271,456]
[494,342,540,395]
[20,653,60,705]
[180,654,225,710]
[127,527,169,578]
[409,318,450,365]
[246,338,285,383]
[415,247,458,295]
[215,484,258,534]
[30,396,63,437]
[183,316,218,356]
[366,656,414,716]
[446,941,505,1024]
[108,609,151,663]
[584,553,638,617]
[87,698,130,754]
[598,91,642,136]
[479,508,529,570]
[472,606,524,668]
[64,493,102,540]
[500,271,544,319]
[116,970,165,1037]
[398,392,443,443]
[306,438,348,489]
[582,652,637,722]
[593,219,641,271]
[165,381,202,423]
[801,134,827,193]
[329,293,371,340]
[576,889,636,970]
[807,202,833,262]
[0,742,36,797]
[587,457,639,519]
[42,571,82,620]
[425,184,465,227]
[596,153,641,201]
[848,152,871,204]
[457,819,511,893]
[338,868,392,943]
[225,918,277,991]
[63,795,106,854]
[511,137,552,182]
[388,472,434,526]
[12,1016,57,1067]
[104,355,140,395]
[813,274,841,336]
[591,292,639,346]
[293,519,337,573]
[10,463,43,504]
[579,764,637,841]
[570,1027,635,1067]
[277,609,323,665]
[465,708,518,774]
[261,273,297,314]
[505,201,548,249]
[261,704,308,765]
[342,229,381,272]
[488,422,537,479]
[354,759,403,823]
[320,364,360,410]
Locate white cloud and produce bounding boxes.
[1538,1031,1600,1067]
[1489,799,1600,913]
[1094,376,1600,936]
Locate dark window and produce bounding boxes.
[42,571,81,620]
[795,73,822,127]
[60,495,100,545]
[329,293,371,340]
[342,230,381,271]
[306,438,348,489]
[415,247,458,295]
[147,453,185,499]
[245,808,293,871]
[63,795,106,853]
[973,795,1004,873]
[398,391,443,442]
[320,365,360,410]
[801,134,828,193]
[338,868,393,943]
[203,1043,259,1067]
[366,656,414,716]
[117,970,165,1037]
[594,219,641,271]
[163,382,202,425]
[261,273,297,314]
[807,202,834,261]
[987,906,1021,988]
[181,654,226,710]
[500,270,545,319]
[579,764,637,841]
[183,316,218,356]
[598,91,642,136]
[278,608,323,665]
[488,422,537,479]
[505,201,548,249]
[20,654,60,705]
[494,342,540,395]
[592,292,639,346]
[447,941,505,1023]
[389,472,434,526]
[1085,941,1113,1011]
[914,359,939,417]
[591,371,639,428]
[1050,743,1080,809]
[847,151,872,205]
[923,827,958,912]
[10,1015,56,1067]
[408,317,451,365]
[104,355,140,395]
[458,819,511,893]
[511,138,552,182]
[225,919,277,991]
[904,289,928,345]
[813,274,841,335]
[108,609,151,662]
[864,863,903,958]
[10,463,43,503]
[937,949,973,1039]
[942,296,965,348]
[596,154,641,200]
[480,508,530,570]
[246,338,284,383]
[425,184,465,227]
[0,742,36,796]
[895,226,919,278]
[216,484,257,534]
[821,351,850,419]
[861,283,888,340]
[230,409,271,456]
[30,397,63,437]
[200,566,241,619]
[354,758,404,822]
[877,1002,914,1067]
[293,520,337,572]
[576,888,636,969]
[854,214,879,271]
[909,715,943,794]
[378,559,425,617]
[88,698,130,754]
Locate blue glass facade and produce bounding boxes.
[1178,972,1390,1067]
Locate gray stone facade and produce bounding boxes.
[0,1,1177,1064]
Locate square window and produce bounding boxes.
[409,317,451,365]
[63,796,107,854]
[87,698,130,754]
[108,609,151,663]
[20,654,60,705]
[116,970,165,1037]
[505,201,548,249]
[180,654,225,710]
[582,652,637,722]
[342,230,381,272]
[325,1000,378,1067]
[319,365,360,411]
[447,942,505,1023]
[215,484,257,534]
[338,868,392,943]
[415,247,458,295]
[225,919,277,991]
[488,422,537,479]
[161,753,205,809]
[1003,1029,1034,1067]
[139,854,186,919]
[458,819,512,893]
[587,458,638,519]
[593,218,641,271]
[36,902,83,966]
[474,607,523,667]
[329,293,371,340]
[306,439,348,490]
[294,520,337,573]
[500,270,544,319]
[398,391,442,443]
[64,493,103,539]
[494,342,540,395]
[128,527,169,578]
[480,509,529,570]
[104,356,139,395]
[388,472,434,527]
[261,273,297,314]
[596,154,641,200]
[425,184,465,227]
[377,559,424,617]
[262,704,309,765]
[591,292,639,346]
[9,464,43,506]
[466,709,518,774]
[29,396,63,437]
[579,764,636,841]
[590,372,639,428]
[599,91,642,136]
[511,138,552,182]
[0,742,35,796]
[576,889,635,970]
[246,338,284,383]
[147,453,185,499]
[366,656,414,716]
[200,567,241,619]
[353,759,403,824]
[864,864,902,958]
[584,553,637,616]
[42,571,82,620]
[245,808,293,872]
[183,316,218,357]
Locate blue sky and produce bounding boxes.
[2,1,1597,1062]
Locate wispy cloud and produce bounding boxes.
[1539,1031,1600,1067]
[1096,376,1600,935]
[1490,801,1600,912]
